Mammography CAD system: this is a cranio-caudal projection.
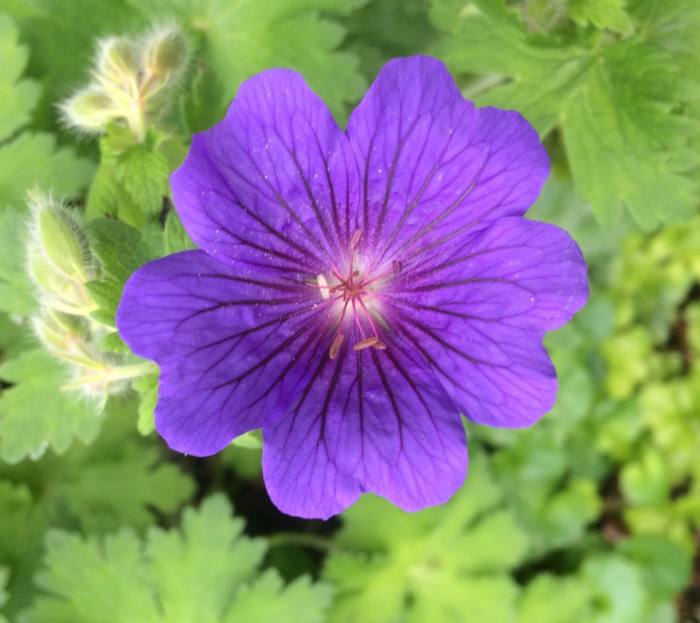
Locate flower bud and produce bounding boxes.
[26,194,97,316]
[30,193,91,281]
[97,36,140,87]
[61,86,120,133]
[142,25,188,83]
[33,310,91,363]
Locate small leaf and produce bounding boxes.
[0,14,40,141]
[132,373,157,435]
[0,566,9,622]
[0,349,102,463]
[0,133,94,208]
[118,142,169,226]
[163,210,195,254]
[618,535,692,601]
[24,495,331,623]
[568,0,635,34]
[0,403,194,615]
[85,218,151,326]
[325,456,528,622]
[620,450,671,507]
[0,209,35,316]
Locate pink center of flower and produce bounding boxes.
[315,230,400,359]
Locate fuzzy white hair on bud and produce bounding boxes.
[25,191,97,316]
[60,86,121,133]
[59,23,189,140]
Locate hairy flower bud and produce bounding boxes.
[142,25,188,83]
[96,36,140,88]
[32,194,91,281]
[61,25,188,139]
[61,86,120,132]
[33,310,92,364]
[26,193,96,316]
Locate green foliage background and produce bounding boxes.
[0,0,698,621]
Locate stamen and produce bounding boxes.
[329,333,344,359]
[362,259,403,288]
[351,299,365,337]
[357,297,381,340]
[353,336,379,351]
[316,273,330,300]
[322,229,396,359]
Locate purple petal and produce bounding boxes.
[118,251,468,517]
[346,56,549,264]
[385,217,588,428]
[117,250,332,455]
[262,339,467,519]
[171,68,360,276]
[117,55,588,520]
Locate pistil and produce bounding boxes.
[313,230,392,359]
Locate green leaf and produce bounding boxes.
[567,0,634,34]
[132,373,158,435]
[87,127,174,227]
[620,449,671,507]
[230,430,262,450]
[0,312,32,359]
[0,349,102,463]
[639,374,700,483]
[118,142,169,227]
[0,14,94,207]
[518,575,593,623]
[0,208,35,316]
[581,556,647,623]
[617,535,692,602]
[38,399,195,532]
[0,567,8,623]
[223,572,331,623]
[0,131,94,208]
[0,404,194,616]
[519,550,681,623]
[179,61,226,134]
[324,456,528,623]
[431,0,700,228]
[85,160,120,220]
[132,0,368,120]
[163,210,195,254]
[536,478,601,550]
[220,445,263,480]
[99,330,130,354]
[343,0,437,79]
[562,41,698,227]
[86,206,161,272]
[0,481,47,615]
[602,327,654,398]
[0,14,40,141]
[84,218,151,326]
[24,495,331,623]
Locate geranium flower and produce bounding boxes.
[117,56,588,519]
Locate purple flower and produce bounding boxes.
[117,56,588,519]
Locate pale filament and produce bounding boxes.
[310,230,398,359]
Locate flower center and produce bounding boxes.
[315,230,399,360]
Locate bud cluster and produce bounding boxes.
[27,193,153,408]
[61,24,189,140]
